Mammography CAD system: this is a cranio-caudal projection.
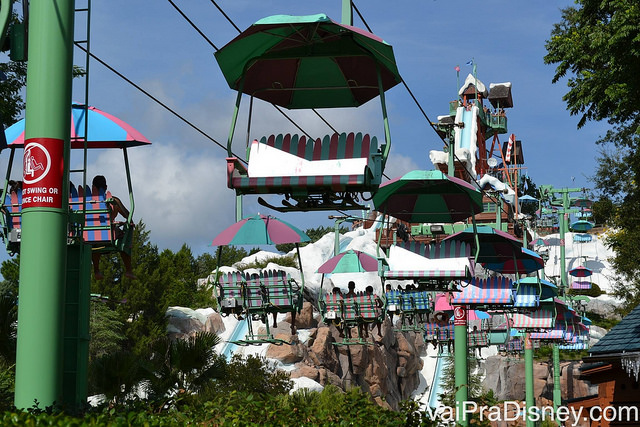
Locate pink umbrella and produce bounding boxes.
[317,249,378,274]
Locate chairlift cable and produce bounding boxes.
[353,2,513,223]
[167,0,219,50]
[73,43,246,162]
[194,0,337,137]
[209,0,242,33]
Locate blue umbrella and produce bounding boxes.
[5,103,151,149]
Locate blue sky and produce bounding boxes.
[2,1,609,262]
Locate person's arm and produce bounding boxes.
[111,196,130,220]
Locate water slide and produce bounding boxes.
[428,347,448,409]
[220,318,249,360]
[429,106,478,179]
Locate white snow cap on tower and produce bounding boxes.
[459,73,488,98]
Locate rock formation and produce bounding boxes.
[259,307,426,410]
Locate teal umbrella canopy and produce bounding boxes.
[372,170,483,223]
[211,214,310,246]
[516,277,558,299]
[317,249,378,274]
[215,13,401,109]
[570,220,594,232]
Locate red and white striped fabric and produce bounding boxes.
[505,134,515,163]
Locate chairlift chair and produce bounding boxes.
[1,103,150,257]
[215,13,401,214]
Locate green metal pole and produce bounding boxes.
[454,306,468,426]
[553,344,561,411]
[341,0,352,25]
[524,333,535,427]
[14,0,74,409]
[334,219,342,256]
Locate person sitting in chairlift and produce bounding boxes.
[91,175,135,280]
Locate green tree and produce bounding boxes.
[545,0,640,313]
[89,299,126,362]
[0,61,27,127]
[142,332,224,400]
[0,294,17,363]
[0,255,19,298]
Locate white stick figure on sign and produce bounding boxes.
[24,146,44,178]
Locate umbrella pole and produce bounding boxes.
[295,242,305,309]
[318,273,325,313]
[226,79,244,157]
[470,205,480,264]
[123,147,135,220]
[377,64,391,171]
[376,212,386,258]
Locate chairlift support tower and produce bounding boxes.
[13,0,75,409]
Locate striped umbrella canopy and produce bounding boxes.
[572,198,593,208]
[373,170,483,223]
[317,249,378,274]
[569,265,592,278]
[5,103,151,149]
[211,214,310,246]
[215,13,401,109]
[482,247,544,274]
[443,225,524,265]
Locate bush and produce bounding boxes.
[236,254,299,270]
[0,386,409,426]
[0,359,14,410]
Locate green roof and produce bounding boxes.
[589,303,640,355]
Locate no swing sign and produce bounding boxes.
[22,137,64,209]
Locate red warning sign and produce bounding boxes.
[453,306,467,326]
[22,138,64,209]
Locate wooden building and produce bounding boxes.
[567,304,640,426]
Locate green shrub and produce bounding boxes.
[236,253,299,270]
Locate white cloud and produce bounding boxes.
[87,144,235,254]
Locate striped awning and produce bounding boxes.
[511,308,555,329]
[383,268,469,279]
[513,284,540,308]
[530,325,564,340]
[452,277,514,305]
[570,280,591,290]
[382,242,472,280]
[559,343,587,350]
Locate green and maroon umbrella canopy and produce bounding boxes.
[483,247,544,274]
[444,225,528,267]
[211,214,310,246]
[372,170,483,223]
[214,13,401,109]
[317,249,378,274]
[568,266,592,278]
